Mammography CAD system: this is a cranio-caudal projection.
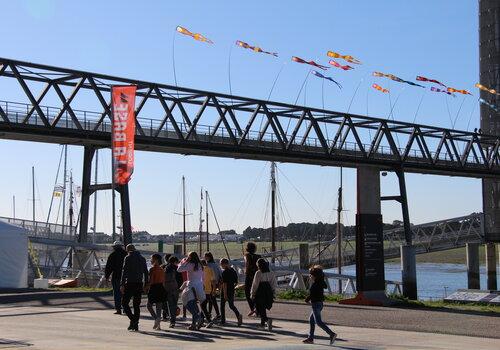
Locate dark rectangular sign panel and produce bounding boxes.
[356,213,385,292]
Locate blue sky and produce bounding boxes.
[0,0,482,235]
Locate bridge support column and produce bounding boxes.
[401,245,417,299]
[485,243,497,290]
[78,146,95,243]
[341,167,389,306]
[466,243,480,289]
[118,185,132,246]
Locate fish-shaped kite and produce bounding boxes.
[292,56,329,70]
[176,26,213,44]
[311,70,342,89]
[475,83,499,96]
[416,76,447,87]
[447,87,472,95]
[479,98,499,112]
[430,87,455,97]
[328,60,354,71]
[327,51,361,64]
[373,72,424,88]
[236,40,278,57]
[372,83,389,93]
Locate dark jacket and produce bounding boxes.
[104,247,127,281]
[164,263,183,293]
[120,250,149,286]
[305,280,327,303]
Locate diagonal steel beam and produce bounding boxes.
[88,77,112,131]
[51,80,85,129]
[10,64,50,126]
[226,108,243,137]
[381,121,401,160]
[239,104,261,145]
[154,87,183,139]
[345,116,367,158]
[210,107,228,138]
[154,100,178,138]
[286,110,307,150]
[309,111,329,153]
[23,82,52,124]
[211,97,237,144]
[185,96,210,140]
[133,87,153,136]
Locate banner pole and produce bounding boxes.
[111,86,117,242]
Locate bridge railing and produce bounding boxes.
[0,216,75,240]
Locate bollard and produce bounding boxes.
[485,243,497,290]
[173,244,183,257]
[299,243,309,270]
[466,243,480,289]
[400,245,417,300]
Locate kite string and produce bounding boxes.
[172,29,179,99]
[445,95,454,127]
[451,95,467,129]
[285,68,311,134]
[267,61,287,101]
[412,89,427,123]
[228,43,234,101]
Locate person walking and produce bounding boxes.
[178,252,205,330]
[250,258,277,331]
[204,252,221,321]
[220,258,243,326]
[145,254,166,330]
[120,244,148,332]
[302,265,337,345]
[163,255,182,328]
[104,241,127,315]
[243,242,261,316]
[200,259,216,325]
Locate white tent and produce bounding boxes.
[0,221,28,288]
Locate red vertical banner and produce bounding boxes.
[112,85,137,185]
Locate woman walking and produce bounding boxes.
[204,252,221,321]
[178,252,206,330]
[303,265,337,345]
[243,242,261,316]
[146,254,166,330]
[250,258,277,331]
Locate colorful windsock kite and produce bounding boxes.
[475,83,499,96]
[416,76,447,87]
[236,40,278,57]
[327,51,362,64]
[328,60,354,71]
[311,70,342,89]
[176,26,213,44]
[447,87,472,95]
[430,87,456,97]
[372,83,389,93]
[292,56,329,70]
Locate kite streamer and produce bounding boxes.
[327,51,362,64]
[372,83,389,93]
[475,83,499,96]
[479,98,499,112]
[176,26,213,44]
[311,70,342,89]
[373,72,424,88]
[236,40,278,57]
[416,76,447,87]
[431,87,456,97]
[292,56,329,70]
[447,87,472,95]
[328,60,354,71]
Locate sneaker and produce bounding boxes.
[329,333,337,345]
[206,321,214,329]
[169,323,175,328]
[196,319,204,330]
[267,318,273,332]
[247,310,256,317]
[133,323,139,332]
[114,310,122,315]
[302,338,314,344]
[127,322,134,331]
[256,324,266,330]
[237,314,243,327]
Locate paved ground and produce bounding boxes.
[1,292,499,349]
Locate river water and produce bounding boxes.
[332,263,499,300]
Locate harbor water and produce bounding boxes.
[334,263,500,300]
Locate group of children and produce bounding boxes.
[142,242,337,345]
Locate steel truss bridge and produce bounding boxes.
[0,57,499,179]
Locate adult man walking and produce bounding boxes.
[105,241,127,314]
[120,244,148,331]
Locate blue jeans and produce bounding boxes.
[309,302,335,339]
[111,279,122,311]
[185,299,200,324]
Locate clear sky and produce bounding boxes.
[0,0,482,236]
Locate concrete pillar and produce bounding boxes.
[485,243,497,290]
[355,167,385,296]
[466,243,480,289]
[401,245,417,299]
[157,240,164,253]
[299,243,309,270]
[173,244,183,257]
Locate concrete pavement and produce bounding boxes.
[1,305,499,350]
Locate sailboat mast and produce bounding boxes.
[12,195,16,220]
[32,166,35,225]
[92,150,99,243]
[206,190,209,252]
[198,188,203,256]
[182,176,186,255]
[69,171,74,237]
[337,167,343,293]
[271,162,277,263]
[62,145,67,233]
